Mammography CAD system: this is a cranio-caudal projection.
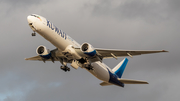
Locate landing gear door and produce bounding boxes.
[71,60,79,69]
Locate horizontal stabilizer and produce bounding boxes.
[118,78,148,84]
[100,82,113,86]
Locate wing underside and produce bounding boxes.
[95,48,168,59]
[25,55,58,61]
[25,48,66,61]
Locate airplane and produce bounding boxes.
[25,14,168,87]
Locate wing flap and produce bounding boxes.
[118,78,148,84]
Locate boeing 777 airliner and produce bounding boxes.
[25,14,167,87]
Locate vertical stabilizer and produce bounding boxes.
[112,58,128,78]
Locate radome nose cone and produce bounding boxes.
[27,15,33,23]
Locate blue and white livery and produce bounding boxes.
[26,14,168,87]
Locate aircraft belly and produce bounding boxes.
[91,62,110,82]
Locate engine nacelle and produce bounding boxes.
[36,45,51,59]
[80,43,96,56]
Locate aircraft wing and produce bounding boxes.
[26,48,168,61]
[25,48,62,61]
[25,55,60,61]
[95,48,168,59]
[25,55,42,61]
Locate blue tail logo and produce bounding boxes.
[112,58,128,78]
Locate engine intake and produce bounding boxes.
[36,45,51,59]
[81,43,96,56]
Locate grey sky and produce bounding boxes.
[0,0,179,101]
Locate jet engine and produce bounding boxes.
[36,45,51,59]
[80,43,96,56]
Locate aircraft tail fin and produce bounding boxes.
[112,58,128,78]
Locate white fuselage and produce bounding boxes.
[27,14,122,87]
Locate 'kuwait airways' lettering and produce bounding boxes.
[47,20,66,39]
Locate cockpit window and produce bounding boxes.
[31,14,36,17]
[31,14,42,21]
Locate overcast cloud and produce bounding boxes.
[0,0,179,101]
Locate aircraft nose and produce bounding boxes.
[27,15,34,24]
